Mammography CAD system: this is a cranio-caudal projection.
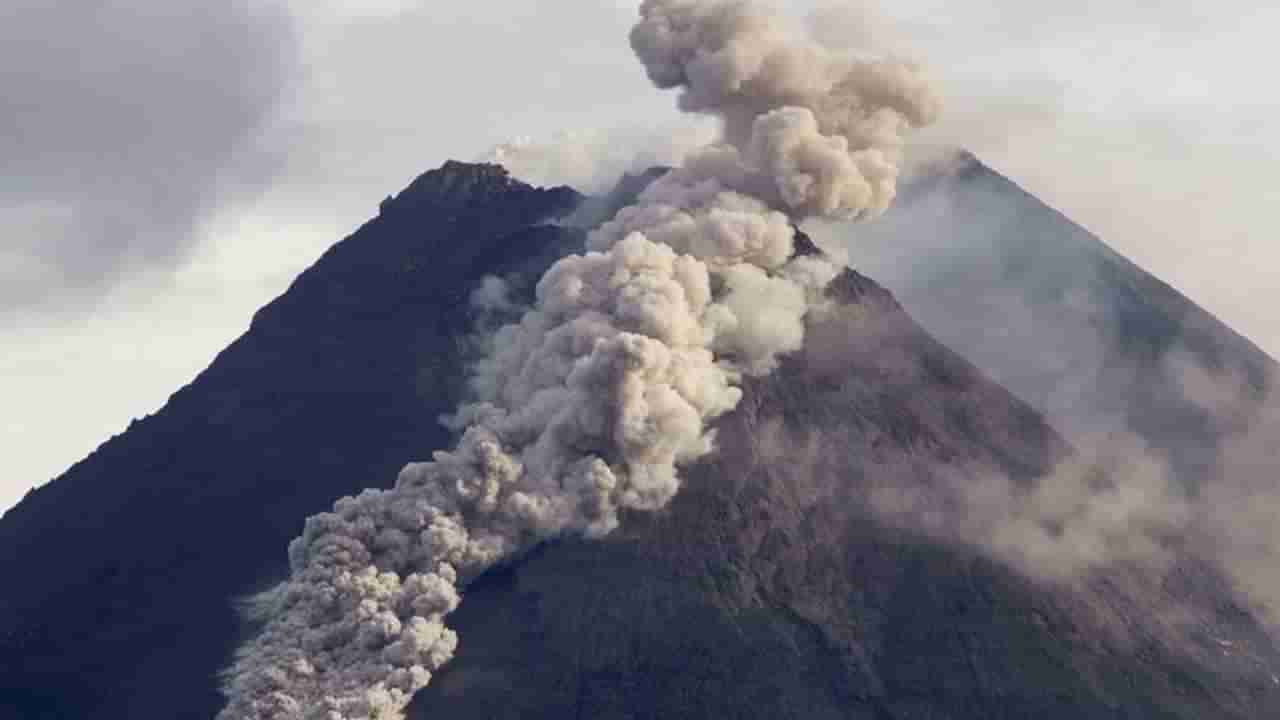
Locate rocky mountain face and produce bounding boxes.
[816,151,1278,488]
[2,160,1278,719]
[0,163,579,719]
[407,225,1280,720]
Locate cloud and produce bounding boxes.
[843,0,1280,356]
[1173,361,1280,623]
[0,0,298,320]
[481,122,718,194]
[957,436,1189,582]
[217,2,939,717]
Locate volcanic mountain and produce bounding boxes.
[2,159,1278,719]
[815,151,1278,487]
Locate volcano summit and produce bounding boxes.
[3,2,1280,720]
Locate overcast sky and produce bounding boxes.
[2,0,1277,513]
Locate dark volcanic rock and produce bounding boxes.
[0,163,579,720]
[1,160,1277,720]
[408,266,1280,720]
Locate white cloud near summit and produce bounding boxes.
[3,0,1280,520]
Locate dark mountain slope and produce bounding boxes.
[0,163,579,720]
[819,151,1279,487]
[409,262,1280,720]
[1,161,1276,720]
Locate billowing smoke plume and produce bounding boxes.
[217,2,938,718]
[1177,360,1280,622]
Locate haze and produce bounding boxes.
[2,0,1277,513]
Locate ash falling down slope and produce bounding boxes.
[6,167,1279,720]
[0,2,1278,720]
[811,151,1280,490]
[219,1,941,717]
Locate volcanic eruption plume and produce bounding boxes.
[217,1,939,718]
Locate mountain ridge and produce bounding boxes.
[2,158,1277,719]
[0,161,579,719]
[827,149,1278,488]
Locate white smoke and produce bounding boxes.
[1172,359,1280,623]
[467,274,521,315]
[217,2,938,718]
[481,123,717,194]
[959,436,1191,581]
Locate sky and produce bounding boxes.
[2,0,1277,514]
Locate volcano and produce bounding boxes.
[2,158,1278,720]
[816,151,1277,487]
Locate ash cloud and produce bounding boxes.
[1181,366,1280,622]
[971,363,1280,624]
[815,174,1280,620]
[217,2,938,718]
[481,123,718,195]
[801,294,1199,586]
[842,360,1280,630]
[467,275,523,316]
[871,435,1193,583]
[0,0,297,321]
[830,0,1280,357]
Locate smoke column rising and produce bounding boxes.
[217,2,938,717]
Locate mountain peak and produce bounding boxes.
[5,157,1280,720]
[382,160,579,215]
